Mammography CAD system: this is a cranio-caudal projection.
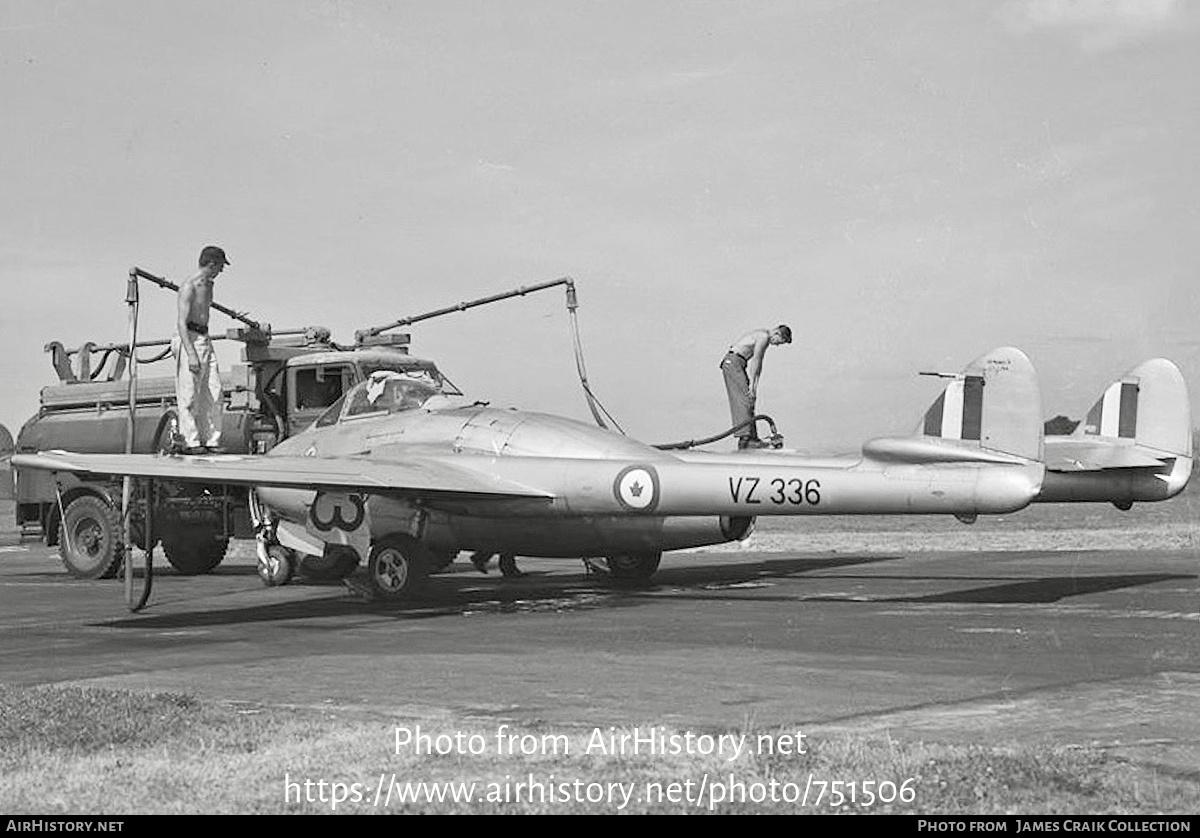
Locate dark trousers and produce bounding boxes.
[720,353,756,440]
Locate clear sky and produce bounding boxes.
[2,0,1197,452]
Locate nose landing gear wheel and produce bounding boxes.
[367,535,432,601]
[258,545,296,587]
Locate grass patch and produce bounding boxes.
[1,683,1196,814]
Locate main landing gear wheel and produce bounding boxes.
[58,494,122,579]
[367,535,432,601]
[258,545,296,587]
[605,551,662,581]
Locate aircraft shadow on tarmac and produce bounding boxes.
[93,555,1195,629]
[878,572,1196,604]
[95,554,897,630]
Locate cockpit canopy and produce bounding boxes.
[315,369,459,427]
[348,370,443,416]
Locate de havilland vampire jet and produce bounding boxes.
[13,346,1192,600]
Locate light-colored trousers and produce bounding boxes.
[175,335,223,448]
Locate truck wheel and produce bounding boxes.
[367,535,431,601]
[58,495,122,579]
[605,552,662,581]
[299,546,360,580]
[161,528,229,575]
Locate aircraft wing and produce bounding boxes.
[10,451,555,501]
[1042,439,1174,472]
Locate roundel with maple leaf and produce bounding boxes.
[613,464,660,513]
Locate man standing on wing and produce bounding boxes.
[721,324,792,449]
[175,245,230,454]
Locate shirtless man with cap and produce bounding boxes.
[175,245,230,454]
[721,324,792,449]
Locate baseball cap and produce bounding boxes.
[199,245,231,267]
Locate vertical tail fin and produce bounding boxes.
[1040,359,1191,503]
[1082,358,1191,457]
[919,346,1043,460]
[865,347,1042,463]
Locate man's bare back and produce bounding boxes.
[728,328,770,360]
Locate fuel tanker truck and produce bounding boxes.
[6,326,440,578]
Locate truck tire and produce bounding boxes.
[160,527,229,575]
[58,494,123,579]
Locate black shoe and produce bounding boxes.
[498,554,524,577]
[470,552,492,574]
[179,446,207,456]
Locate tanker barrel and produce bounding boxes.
[55,324,328,358]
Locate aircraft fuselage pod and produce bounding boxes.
[251,351,1046,565]
[256,403,1043,560]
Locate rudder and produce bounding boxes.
[919,347,1043,461]
[865,347,1042,464]
[1082,358,1191,457]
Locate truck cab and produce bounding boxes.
[266,348,459,442]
